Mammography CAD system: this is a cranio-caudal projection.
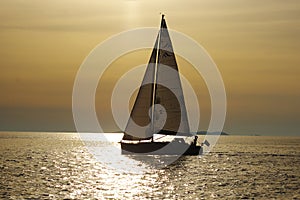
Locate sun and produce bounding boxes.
[124,0,140,27]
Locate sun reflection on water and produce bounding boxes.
[74,133,183,198]
[69,151,162,199]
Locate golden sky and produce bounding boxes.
[0,0,299,135]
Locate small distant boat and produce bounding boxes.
[121,15,201,155]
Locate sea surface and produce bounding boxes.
[0,132,299,199]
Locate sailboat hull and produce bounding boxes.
[121,141,201,155]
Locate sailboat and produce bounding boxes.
[121,15,201,155]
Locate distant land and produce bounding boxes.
[196,131,229,136]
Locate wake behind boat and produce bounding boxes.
[121,15,201,155]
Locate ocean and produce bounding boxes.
[0,132,299,199]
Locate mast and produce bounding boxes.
[151,14,163,141]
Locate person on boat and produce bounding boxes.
[193,135,198,146]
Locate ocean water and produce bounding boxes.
[0,132,299,199]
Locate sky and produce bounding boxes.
[0,0,299,135]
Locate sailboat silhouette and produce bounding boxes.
[120,15,201,155]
